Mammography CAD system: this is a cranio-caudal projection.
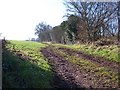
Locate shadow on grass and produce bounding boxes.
[2,44,53,88]
[2,41,85,89]
[41,48,85,89]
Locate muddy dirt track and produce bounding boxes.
[57,47,119,72]
[41,46,119,89]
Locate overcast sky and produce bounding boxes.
[0,0,66,40]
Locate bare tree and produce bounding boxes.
[118,1,120,42]
[64,1,118,42]
[35,22,52,42]
[51,26,65,43]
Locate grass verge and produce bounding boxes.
[51,47,119,88]
[3,40,53,88]
[51,43,119,63]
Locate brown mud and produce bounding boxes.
[41,46,119,88]
[58,47,119,72]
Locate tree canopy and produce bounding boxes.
[35,1,119,44]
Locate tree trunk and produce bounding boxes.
[118,1,120,42]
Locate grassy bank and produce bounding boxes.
[50,46,119,88]
[52,43,119,63]
[3,40,53,88]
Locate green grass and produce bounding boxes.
[52,43,119,63]
[3,41,119,88]
[3,40,53,88]
[52,47,119,87]
[8,40,47,51]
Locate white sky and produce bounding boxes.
[0,0,66,40]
